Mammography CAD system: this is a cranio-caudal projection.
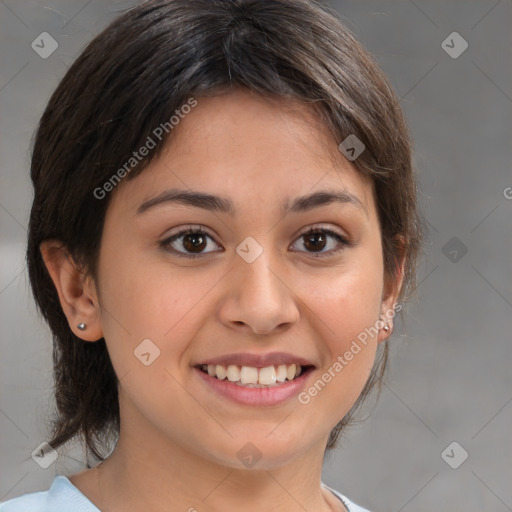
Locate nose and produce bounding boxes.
[218,247,300,336]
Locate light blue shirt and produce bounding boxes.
[0,476,371,512]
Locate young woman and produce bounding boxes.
[1,0,423,510]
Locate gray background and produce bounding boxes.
[1,1,511,510]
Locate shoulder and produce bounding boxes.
[322,482,372,512]
[3,477,369,512]
[0,475,100,512]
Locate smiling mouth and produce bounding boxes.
[196,363,314,388]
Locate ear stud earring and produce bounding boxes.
[77,322,87,331]
[383,324,390,332]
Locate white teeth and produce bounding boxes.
[286,364,296,381]
[276,364,288,382]
[240,366,258,384]
[203,363,305,386]
[258,366,277,385]
[226,365,240,382]
[215,365,227,380]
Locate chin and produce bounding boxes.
[202,432,316,471]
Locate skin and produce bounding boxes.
[41,88,403,512]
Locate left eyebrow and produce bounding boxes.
[135,188,367,218]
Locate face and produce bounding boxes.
[53,89,401,470]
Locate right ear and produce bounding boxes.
[39,240,104,342]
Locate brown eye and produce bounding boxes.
[292,227,350,257]
[303,231,327,252]
[160,227,221,259]
[182,232,207,252]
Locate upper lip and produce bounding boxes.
[194,352,316,368]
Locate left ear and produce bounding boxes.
[377,235,406,344]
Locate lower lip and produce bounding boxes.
[194,367,314,406]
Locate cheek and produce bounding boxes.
[301,256,384,350]
[96,248,222,377]
[292,256,383,421]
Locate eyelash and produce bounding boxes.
[159,225,351,260]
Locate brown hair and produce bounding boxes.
[26,0,425,463]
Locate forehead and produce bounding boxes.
[109,89,377,221]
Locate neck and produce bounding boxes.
[90,425,344,512]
